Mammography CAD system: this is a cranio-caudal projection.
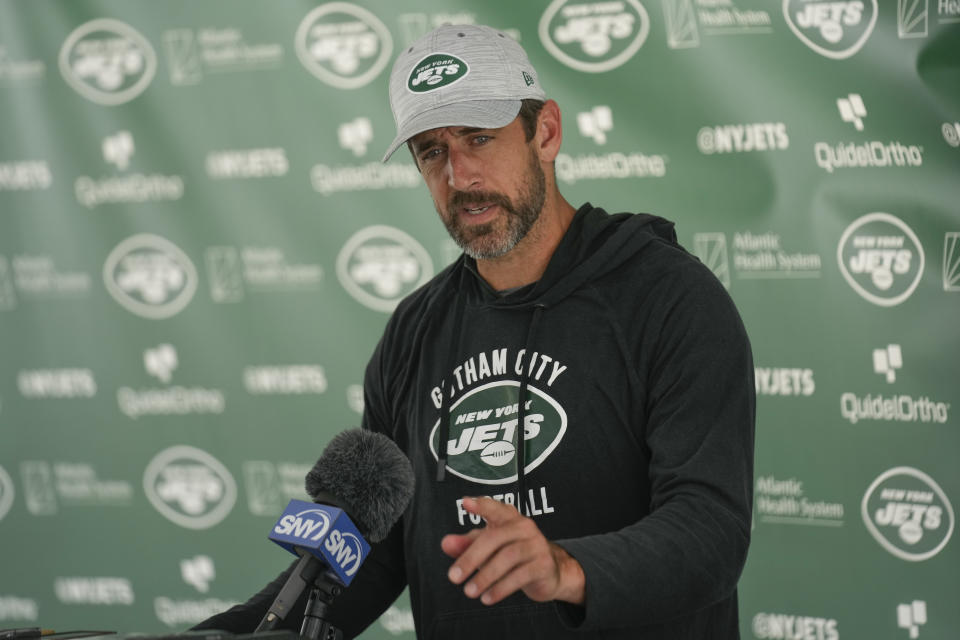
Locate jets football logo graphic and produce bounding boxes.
[429,381,567,485]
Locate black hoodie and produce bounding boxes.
[195,204,755,639]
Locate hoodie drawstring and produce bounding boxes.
[515,303,545,515]
[436,289,466,482]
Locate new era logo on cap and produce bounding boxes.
[383,24,546,161]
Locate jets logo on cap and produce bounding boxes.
[407,54,469,93]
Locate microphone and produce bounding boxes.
[256,429,414,638]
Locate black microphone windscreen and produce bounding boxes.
[304,429,414,542]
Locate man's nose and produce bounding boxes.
[446,147,481,191]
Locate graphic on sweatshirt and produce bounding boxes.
[428,380,567,485]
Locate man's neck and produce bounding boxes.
[475,195,577,291]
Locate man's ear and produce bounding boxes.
[535,100,563,163]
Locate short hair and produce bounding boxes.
[517,99,545,142]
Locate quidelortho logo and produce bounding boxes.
[783,0,878,59]
[75,131,184,208]
[429,381,568,485]
[339,118,374,156]
[539,0,650,72]
[837,93,867,130]
[294,3,392,89]
[59,19,157,105]
[815,94,924,173]
[103,234,198,319]
[0,464,14,522]
[143,445,237,529]
[841,345,949,425]
[336,225,433,312]
[180,555,215,593]
[145,343,178,383]
[837,213,924,306]
[577,106,613,144]
[873,344,902,383]
[862,466,954,561]
[117,344,225,419]
[897,600,927,638]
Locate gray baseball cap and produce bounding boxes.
[382,24,546,162]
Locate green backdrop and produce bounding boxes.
[1,1,958,638]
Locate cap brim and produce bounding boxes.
[381,99,521,162]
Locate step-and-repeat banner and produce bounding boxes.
[1,1,957,638]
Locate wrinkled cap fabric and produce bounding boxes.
[382,24,546,162]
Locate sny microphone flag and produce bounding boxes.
[268,499,371,586]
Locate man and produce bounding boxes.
[196,23,755,639]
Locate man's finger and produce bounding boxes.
[440,529,482,560]
[461,496,522,525]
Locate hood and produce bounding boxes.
[434,204,680,500]
[462,203,679,307]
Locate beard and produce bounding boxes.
[437,148,546,260]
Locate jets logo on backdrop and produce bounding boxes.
[539,0,650,72]
[783,0,878,59]
[861,466,954,561]
[59,18,157,105]
[336,225,433,312]
[429,381,567,485]
[143,445,237,529]
[407,53,468,92]
[837,213,924,307]
[103,234,198,319]
[294,3,393,89]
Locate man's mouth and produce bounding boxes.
[464,205,491,215]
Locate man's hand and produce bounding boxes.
[440,496,586,606]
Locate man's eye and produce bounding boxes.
[472,135,491,145]
[420,148,443,162]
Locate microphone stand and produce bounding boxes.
[299,574,343,640]
[255,553,344,640]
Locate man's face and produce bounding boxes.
[409,118,546,260]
